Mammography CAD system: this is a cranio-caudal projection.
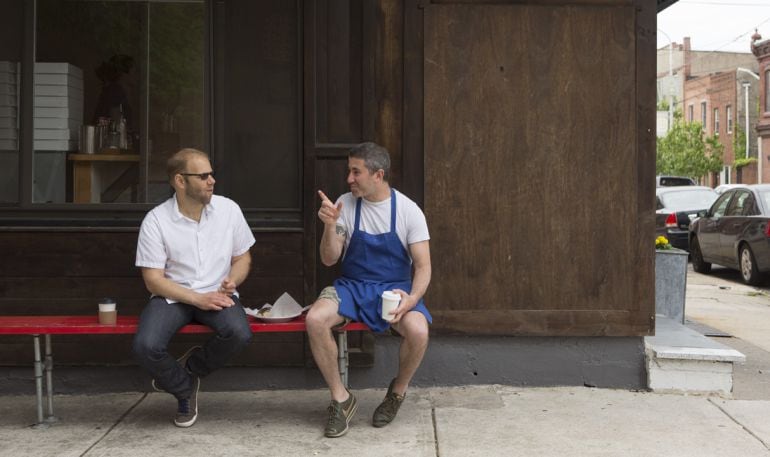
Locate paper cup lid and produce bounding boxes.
[382,291,399,300]
[100,298,116,304]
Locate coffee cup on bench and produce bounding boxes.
[98,298,117,325]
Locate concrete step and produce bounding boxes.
[645,315,745,395]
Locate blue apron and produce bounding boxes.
[334,189,432,333]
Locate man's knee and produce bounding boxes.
[306,299,341,332]
[400,313,430,345]
[221,316,253,347]
[305,301,329,330]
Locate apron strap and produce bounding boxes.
[390,188,397,233]
[353,196,363,234]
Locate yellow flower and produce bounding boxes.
[655,236,671,250]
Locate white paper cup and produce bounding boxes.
[98,298,117,325]
[381,291,401,322]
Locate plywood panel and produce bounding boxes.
[423,3,654,335]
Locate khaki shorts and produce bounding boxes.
[317,286,402,336]
[317,286,351,328]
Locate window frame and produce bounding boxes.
[726,104,732,134]
[0,0,301,230]
[710,191,733,218]
[700,101,707,129]
[725,190,750,217]
[713,107,719,136]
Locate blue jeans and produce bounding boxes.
[132,296,252,399]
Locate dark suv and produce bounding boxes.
[656,175,696,187]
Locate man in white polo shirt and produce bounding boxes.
[133,148,255,428]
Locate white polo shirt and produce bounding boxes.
[136,194,255,303]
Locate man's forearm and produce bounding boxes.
[145,275,200,306]
[409,264,431,301]
[228,253,251,286]
[319,224,343,266]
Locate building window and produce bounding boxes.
[688,104,694,122]
[23,0,206,205]
[701,101,707,129]
[727,105,733,134]
[713,108,719,136]
[0,0,303,228]
[0,1,23,204]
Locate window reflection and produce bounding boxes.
[0,0,23,204]
[35,0,204,204]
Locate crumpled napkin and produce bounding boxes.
[244,292,309,319]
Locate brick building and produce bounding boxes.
[683,68,759,185]
[754,31,770,182]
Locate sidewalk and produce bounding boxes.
[2,385,770,457]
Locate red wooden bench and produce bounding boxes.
[0,315,368,427]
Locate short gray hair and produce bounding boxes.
[349,142,391,181]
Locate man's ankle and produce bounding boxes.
[331,387,349,403]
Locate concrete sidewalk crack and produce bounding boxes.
[708,398,770,451]
[80,393,148,457]
[432,407,440,457]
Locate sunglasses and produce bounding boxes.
[180,171,215,181]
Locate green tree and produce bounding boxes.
[657,110,724,179]
[732,125,757,169]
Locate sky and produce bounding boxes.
[658,0,770,53]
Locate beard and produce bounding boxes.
[185,185,213,205]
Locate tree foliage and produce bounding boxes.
[656,111,724,179]
[733,124,749,166]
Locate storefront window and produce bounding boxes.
[0,1,23,205]
[34,0,204,204]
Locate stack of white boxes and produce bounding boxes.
[0,62,84,202]
[34,63,84,203]
[0,62,19,203]
[34,62,83,151]
[0,61,18,152]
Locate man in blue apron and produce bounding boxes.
[306,142,432,438]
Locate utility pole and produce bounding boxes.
[736,68,759,159]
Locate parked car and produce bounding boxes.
[689,185,770,285]
[656,186,719,251]
[714,183,742,194]
[656,175,696,187]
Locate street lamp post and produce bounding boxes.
[743,82,751,159]
[736,68,759,160]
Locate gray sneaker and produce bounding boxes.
[174,375,200,428]
[324,390,358,438]
[152,345,202,393]
[372,379,405,427]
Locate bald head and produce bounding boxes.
[167,148,210,184]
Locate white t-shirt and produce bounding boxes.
[136,194,256,302]
[335,188,430,261]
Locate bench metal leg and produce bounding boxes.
[336,331,349,388]
[32,335,47,429]
[44,335,57,423]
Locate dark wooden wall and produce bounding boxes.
[0,230,307,364]
[0,0,657,368]
[420,0,656,335]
